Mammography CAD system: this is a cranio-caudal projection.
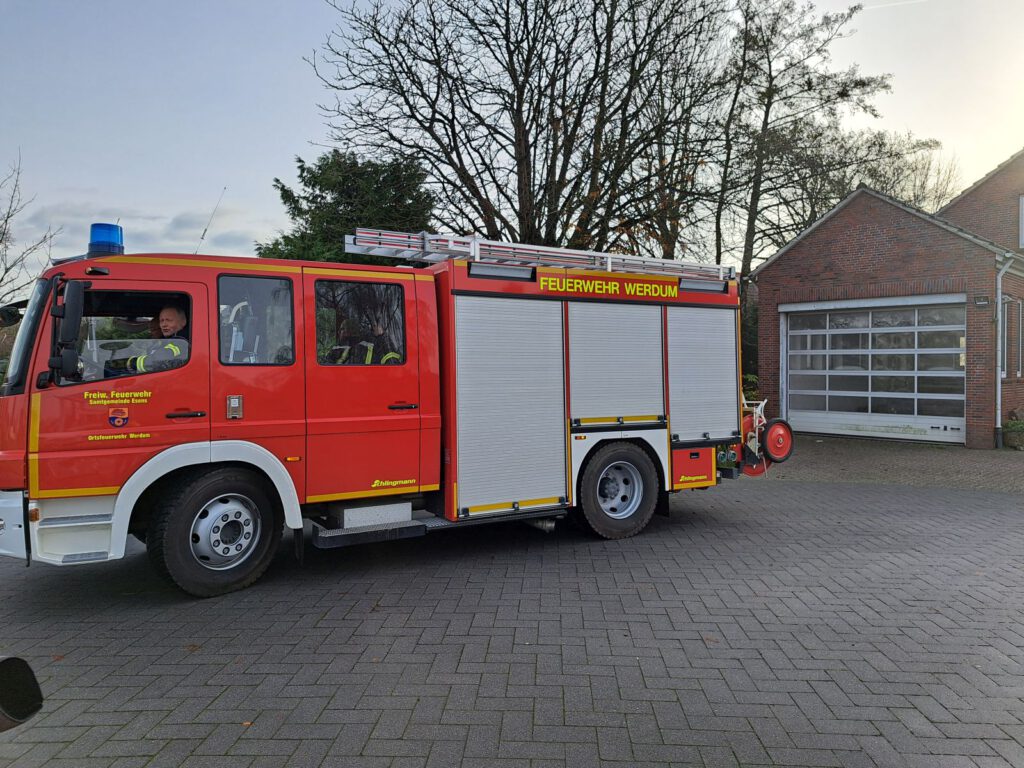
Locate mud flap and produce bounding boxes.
[293,525,305,566]
[654,489,671,517]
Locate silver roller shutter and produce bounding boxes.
[667,306,740,442]
[455,296,567,511]
[568,302,664,420]
[785,302,966,443]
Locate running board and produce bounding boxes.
[309,507,567,549]
[311,518,427,549]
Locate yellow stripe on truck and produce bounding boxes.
[36,486,121,499]
[577,415,661,425]
[106,256,301,273]
[466,496,563,515]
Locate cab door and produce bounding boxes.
[209,273,306,500]
[303,269,421,503]
[29,280,210,500]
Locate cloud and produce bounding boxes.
[12,199,270,262]
[165,211,210,237]
[209,230,261,251]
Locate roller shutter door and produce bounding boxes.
[666,306,741,442]
[568,302,663,422]
[785,303,966,443]
[455,296,567,511]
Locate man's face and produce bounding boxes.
[158,308,186,337]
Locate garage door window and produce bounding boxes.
[787,304,966,421]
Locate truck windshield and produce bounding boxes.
[0,279,49,397]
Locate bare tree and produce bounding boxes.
[316,0,729,257]
[1,159,57,306]
[618,15,729,260]
[856,132,959,213]
[744,125,960,255]
[718,1,890,283]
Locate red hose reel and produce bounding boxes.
[740,411,794,477]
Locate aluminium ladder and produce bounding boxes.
[344,229,736,283]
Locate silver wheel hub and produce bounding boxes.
[597,462,642,520]
[190,494,261,571]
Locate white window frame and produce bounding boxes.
[1002,303,1010,378]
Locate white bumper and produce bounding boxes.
[29,495,120,566]
[0,491,28,561]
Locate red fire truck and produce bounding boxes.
[0,225,792,596]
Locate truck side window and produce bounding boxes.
[61,291,192,384]
[218,276,295,365]
[315,280,405,366]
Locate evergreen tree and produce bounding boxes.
[257,151,434,263]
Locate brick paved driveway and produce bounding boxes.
[1,440,1023,767]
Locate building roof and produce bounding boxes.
[748,184,1022,281]
[936,145,1024,215]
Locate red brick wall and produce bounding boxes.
[941,151,1024,254]
[754,190,999,448]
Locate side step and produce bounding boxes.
[308,502,567,550]
[311,518,428,549]
[310,500,456,549]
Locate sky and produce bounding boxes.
[813,0,1024,184]
[2,0,1023,269]
[1,0,339,266]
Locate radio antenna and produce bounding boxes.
[194,186,227,255]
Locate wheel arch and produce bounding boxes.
[571,431,670,505]
[111,441,302,558]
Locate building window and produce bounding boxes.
[218,276,295,365]
[1019,300,1022,378]
[1002,303,1010,378]
[1020,196,1024,249]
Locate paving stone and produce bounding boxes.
[3,441,1024,767]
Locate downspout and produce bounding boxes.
[995,253,1019,448]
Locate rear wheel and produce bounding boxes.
[147,468,282,597]
[578,442,658,539]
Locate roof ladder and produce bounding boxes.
[344,228,735,282]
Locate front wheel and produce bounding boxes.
[147,468,282,597]
[578,442,658,539]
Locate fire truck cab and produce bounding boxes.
[0,225,791,596]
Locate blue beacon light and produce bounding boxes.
[87,223,124,256]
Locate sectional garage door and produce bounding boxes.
[784,300,966,443]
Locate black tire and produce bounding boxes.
[578,442,658,539]
[566,504,589,532]
[147,468,282,597]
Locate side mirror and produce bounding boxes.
[59,347,81,380]
[0,306,20,328]
[0,658,43,733]
[48,280,88,381]
[59,281,86,346]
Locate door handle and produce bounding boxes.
[166,411,207,419]
[388,403,419,410]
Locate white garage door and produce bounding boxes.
[785,303,966,443]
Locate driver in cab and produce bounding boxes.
[127,306,189,373]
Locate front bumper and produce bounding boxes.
[0,491,27,561]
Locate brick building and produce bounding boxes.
[751,148,1024,448]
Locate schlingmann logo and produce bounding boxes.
[371,478,417,488]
